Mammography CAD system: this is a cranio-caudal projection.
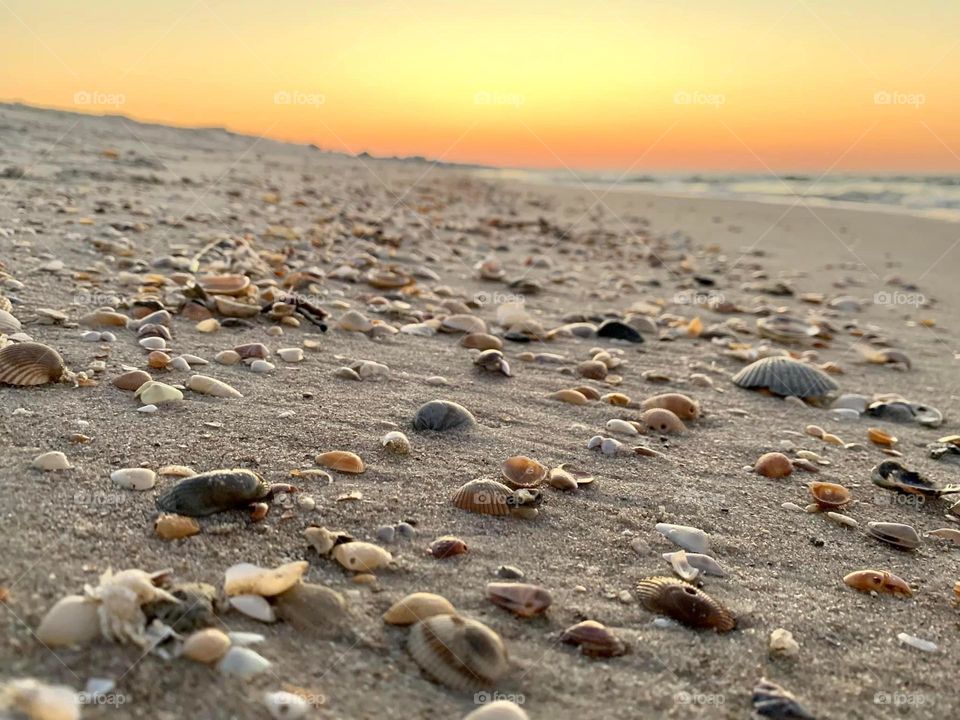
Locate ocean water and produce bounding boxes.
[500,170,960,221]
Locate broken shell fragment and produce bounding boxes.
[0,342,67,386]
[407,614,509,691]
[333,542,393,572]
[315,451,365,474]
[486,582,552,617]
[755,452,793,479]
[224,561,309,597]
[866,521,921,550]
[635,576,735,632]
[383,592,456,625]
[808,481,851,510]
[110,467,157,491]
[186,374,243,398]
[661,551,727,577]
[641,408,685,434]
[641,393,700,421]
[655,523,710,553]
[501,456,547,488]
[412,400,476,431]
[842,570,912,597]
[560,620,627,657]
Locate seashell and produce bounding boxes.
[277,347,303,363]
[429,535,468,558]
[156,468,271,516]
[1,679,82,720]
[461,333,503,351]
[407,614,509,691]
[463,700,529,720]
[273,582,352,636]
[597,319,643,343]
[217,646,272,679]
[641,408,685,434]
[606,418,639,436]
[808,481,851,509]
[0,309,21,334]
[756,314,818,343]
[663,549,699,581]
[560,620,627,657]
[792,458,820,473]
[755,452,793,479]
[146,350,171,369]
[452,478,514,516]
[655,523,710,553]
[843,569,912,597]
[635,576,735,632]
[338,310,374,333]
[768,627,800,657]
[334,366,362,381]
[732,356,838,398]
[215,350,241,365]
[112,370,152,392]
[867,427,896,446]
[137,323,172,341]
[577,359,608,380]
[230,594,277,623]
[866,521,921,550]
[182,628,231,663]
[547,466,578,491]
[224,561,309,597]
[214,296,260,319]
[804,424,825,439]
[111,468,157,491]
[501,456,546,489]
[870,460,955,498]
[474,349,511,376]
[641,393,700,421]
[897,632,937,653]
[154,514,201,540]
[135,380,182,404]
[186,374,243,398]
[661,551,727,577]
[263,691,310,720]
[303,526,354,556]
[602,392,631,406]
[198,274,250,296]
[383,592,456,625]
[333,541,393,572]
[80,309,128,327]
[548,389,590,405]
[366,268,414,289]
[235,342,270,360]
[486,582,551,617]
[32,451,71,471]
[0,342,67,386]
[926,528,960,544]
[381,430,411,454]
[315,450,365,474]
[196,318,220,333]
[351,359,389,380]
[138,336,167,351]
[36,595,101,647]
[752,678,815,720]
[413,399,476,431]
[441,314,486,334]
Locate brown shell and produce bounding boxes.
[635,576,736,632]
[407,614,509,691]
[867,427,897,447]
[640,408,686,434]
[452,479,513,516]
[234,342,270,360]
[501,456,547,489]
[429,536,468,559]
[198,274,250,296]
[843,569,913,598]
[486,582,552,618]
[365,268,414,289]
[808,481,851,509]
[315,451,365,474]
[577,360,608,380]
[641,393,700,421]
[460,333,503,351]
[80,310,128,327]
[560,620,627,657]
[548,389,590,405]
[574,386,602,401]
[147,351,171,369]
[0,342,67,386]
[754,452,793,478]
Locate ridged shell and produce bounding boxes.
[501,456,547,489]
[155,469,270,516]
[315,451,365,474]
[560,620,627,657]
[452,479,513,516]
[732,356,838,398]
[407,614,509,691]
[0,309,21,334]
[843,569,912,597]
[0,342,66,386]
[383,592,456,625]
[198,274,251,296]
[412,400,477,431]
[486,582,552,617]
[635,576,735,632]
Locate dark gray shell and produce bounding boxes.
[412,400,476,431]
[753,679,815,719]
[732,357,837,398]
[155,469,269,516]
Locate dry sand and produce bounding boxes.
[0,103,958,719]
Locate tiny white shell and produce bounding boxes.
[263,691,310,720]
[230,594,277,623]
[277,348,303,363]
[110,468,157,490]
[32,451,71,471]
[217,646,272,679]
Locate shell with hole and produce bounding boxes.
[635,576,735,632]
[640,408,685,434]
[333,542,393,573]
[501,456,547,489]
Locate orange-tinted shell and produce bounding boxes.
[460,333,503,351]
[640,408,686,434]
[147,350,171,369]
[843,570,913,598]
[635,576,735,632]
[809,481,851,509]
[429,536,468,559]
[602,392,632,406]
[486,582,552,618]
[315,451,365,474]
[0,342,67,386]
[755,452,793,478]
[502,456,547,489]
[867,427,897,447]
[452,479,513,516]
[548,389,590,405]
[560,620,627,657]
[574,386,602,401]
[366,268,414,289]
[198,274,251,296]
[641,393,700,421]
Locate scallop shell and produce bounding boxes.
[0,309,21,334]
[429,535,469,558]
[560,620,627,657]
[486,582,551,617]
[501,456,547,489]
[866,521,921,550]
[641,408,685,434]
[315,450,365,474]
[452,479,513,516]
[641,393,700,421]
[635,576,735,632]
[0,342,67,386]
[224,561,309,597]
[333,541,393,572]
[842,569,912,597]
[754,452,793,478]
[412,400,477,431]
[407,614,509,691]
[383,592,456,625]
[808,481,851,509]
[186,374,243,398]
[548,389,590,405]
[155,469,270,516]
[732,356,838,398]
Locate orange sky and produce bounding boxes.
[2,0,959,171]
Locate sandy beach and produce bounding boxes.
[1,103,958,720]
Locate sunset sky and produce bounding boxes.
[2,0,959,171]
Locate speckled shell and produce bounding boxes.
[486,582,552,617]
[560,620,627,657]
[412,400,477,431]
[0,342,66,386]
[452,479,513,516]
[635,576,735,632]
[732,356,838,398]
[407,614,509,691]
[155,469,269,516]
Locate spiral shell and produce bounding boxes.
[452,479,513,516]
[635,576,735,632]
[155,469,270,516]
[407,614,509,691]
[0,342,67,386]
[732,356,838,398]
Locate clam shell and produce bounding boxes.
[135,380,182,404]
[640,408,685,434]
[182,628,231,663]
[315,450,365,474]
[234,342,270,360]
[217,646,272,679]
[80,310,128,327]
[303,526,354,556]
[641,393,700,420]
[574,386,602,401]
[36,595,101,647]
[32,451,71,471]
[111,467,157,491]
[486,582,551,617]
[0,342,66,386]
[501,456,547,489]
[754,452,793,478]
[548,389,590,405]
[224,561,309,597]
[412,400,476,431]
[383,592,456,625]
[732,356,838,398]
[273,582,352,636]
[606,418,639,436]
[0,309,22,334]
[577,360,608,380]
[461,333,503,351]
[186,374,243,398]
[112,369,151,392]
[654,523,710,554]
[808,481,851,509]
[366,268,414,289]
[452,479,513,516]
[463,701,529,720]
[154,514,201,540]
[661,551,727,577]
[602,392,632,406]
[635,576,735,632]
[842,569,912,597]
[867,427,896,447]
[866,521,921,550]
[230,594,277,623]
[407,614,509,691]
[560,620,627,657]
[429,535,469,558]
[333,541,393,572]
[198,274,251,296]
[155,469,270,516]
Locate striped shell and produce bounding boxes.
[732,356,838,398]
[0,342,66,386]
[635,576,735,632]
[407,614,509,691]
[452,479,514,516]
[0,309,21,334]
[155,469,270,516]
[198,274,251,296]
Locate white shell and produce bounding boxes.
[381,431,411,454]
[217,646,272,679]
[186,374,243,398]
[135,381,183,405]
[263,691,310,719]
[277,348,303,363]
[250,360,275,373]
[333,542,393,572]
[463,700,530,720]
[897,632,937,652]
[661,551,727,577]
[605,419,639,436]
[36,595,101,647]
[230,594,277,623]
[84,568,179,646]
[586,435,604,449]
[168,356,190,372]
[1,679,81,720]
[353,359,389,380]
[600,437,624,455]
[138,336,166,351]
[32,451,71,471]
[655,523,710,553]
[224,561,308,597]
[110,468,157,491]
